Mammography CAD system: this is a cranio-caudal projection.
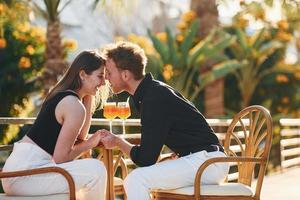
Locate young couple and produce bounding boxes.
[2,42,229,200]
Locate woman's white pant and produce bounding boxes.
[2,142,107,200]
[124,150,229,200]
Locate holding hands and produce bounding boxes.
[97,129,119,149]
[93,129,132,157]
[87,130,107,148]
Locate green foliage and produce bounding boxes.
[224,2,300,115]
[146,19,244,104]
[43,0,60,21]
[0,1,45,142]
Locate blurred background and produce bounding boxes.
[1,0,300,175]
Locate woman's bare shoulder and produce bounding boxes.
[56,95,86,120]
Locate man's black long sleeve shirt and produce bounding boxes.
[130,73,220,167]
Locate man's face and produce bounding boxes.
[105,58,125,94]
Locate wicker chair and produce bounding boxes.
[96,149,128,200]
[0,145,76,200]
[151,105,273,200]
[113,152,128,199]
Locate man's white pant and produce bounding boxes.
[124,150,229,200]
[2,142,107,200]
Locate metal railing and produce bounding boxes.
[0,117,235,127]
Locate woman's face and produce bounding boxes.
[81,65,106,96]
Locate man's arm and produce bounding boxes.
[101,96,170,166]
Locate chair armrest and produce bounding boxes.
[119,157,129,179]
[113,152,129,179]
[194,156,265,199]
[0,167,76,200]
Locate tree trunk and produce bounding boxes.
[44,20,67,94]
[191,0,224,117]
[204,79,224,118]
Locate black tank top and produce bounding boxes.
[27,91,80,155]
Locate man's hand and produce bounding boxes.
[99,129,119,149]
[87,130,106,148]
[97,129,134,157]
[171,152,179,160]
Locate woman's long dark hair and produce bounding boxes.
[44,50,109,110]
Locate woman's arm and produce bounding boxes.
[77,95,94,140]
[53,96,101,163]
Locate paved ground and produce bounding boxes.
[259,167,300,200]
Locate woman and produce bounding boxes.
[2,50,108,200]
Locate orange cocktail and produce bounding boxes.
[103,102,117,131]
[118,106,131,120]
[117,102,131,134]
[103,103,118,120]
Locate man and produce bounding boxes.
[101,42,229,200]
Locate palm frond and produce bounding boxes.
[165,27,179,68]
[252,28,266,49]
[190,60,246,101]
[180,19,200,60]
[44,0,60,22]
[147,29,169,63]
[187,30,215,68]
[235,28,249,53]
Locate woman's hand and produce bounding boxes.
[98,129,119,149]
[87,130,106,148]
[170,152,179,160]
[98,129,134,157]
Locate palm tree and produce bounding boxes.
[34,0,126,93]
[281,1,300,60]
[190,0,223,117]
[147,21,244,105]
[225,26,294,108]
[225,0,297,109]
[33,0,73,93]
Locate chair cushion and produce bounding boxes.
[0,193,69,200]
[154,183,254,196]
[0,178,125,199]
